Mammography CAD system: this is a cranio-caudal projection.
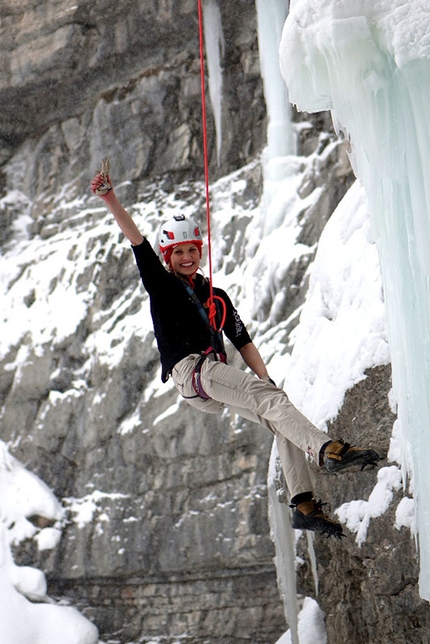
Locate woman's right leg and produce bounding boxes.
[196,355,330,463]
[172,355,316,498]
[171,355,346,538]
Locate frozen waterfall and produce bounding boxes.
[256,0,294,235]
[280,0,430,600]
[256,0,293,161]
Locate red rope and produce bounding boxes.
[197,0,220,331]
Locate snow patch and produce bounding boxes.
[336,466,403,545]
[64,491,129,529]
[0,443,98,643]
[275,596,327,644]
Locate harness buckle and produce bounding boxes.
[191,347,226,400]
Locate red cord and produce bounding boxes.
[208,295,227,331]
[197,0,219,332]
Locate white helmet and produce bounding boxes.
[158,214,203,263]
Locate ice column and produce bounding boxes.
[256,0,293,160]
[268,444,299,644]
[256,0,294,233]
[202,0,224,165]
[280,0,430,600]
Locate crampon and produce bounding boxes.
[324,439,383,473]
[291,498,345,540]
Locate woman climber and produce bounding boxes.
[91,169,382,539]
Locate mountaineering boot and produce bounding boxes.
[323,439,383,473]
[290,493,345,539]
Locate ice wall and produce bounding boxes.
[280,0,430,600]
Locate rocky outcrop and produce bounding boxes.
[0,0,265,202]
[294,364,428,644]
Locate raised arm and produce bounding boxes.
[91,172,144,246]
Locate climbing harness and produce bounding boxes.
[192,348,218,401]
[182,279,226,353]
[182,278,227,400]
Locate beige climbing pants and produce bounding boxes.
[171,353,329,499]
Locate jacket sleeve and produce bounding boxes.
[217,288,252,351]
[131,238,168,294]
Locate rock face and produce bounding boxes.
[0,2,428,644]
[295,364,430,644]
[0,0,265,201]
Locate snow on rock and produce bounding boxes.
[336,465,403,545]
[0,442,99,643]
[34,527,62,551]
[275,596,327,644]
[64,490,129,529]
[0,440,63,545]
[284,180,389,429]
[395,496,415,532]
[0,557,98,644]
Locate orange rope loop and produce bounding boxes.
[208,295,227,332]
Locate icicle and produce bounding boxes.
[255,0,294,234]
[267,442,299,644]
[202,0,224,166]
[256,0,293,161]
[306,531,319,596]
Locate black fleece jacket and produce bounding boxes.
[132,239,252,381]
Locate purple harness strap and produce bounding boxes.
[191,347,226,400]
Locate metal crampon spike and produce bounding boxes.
[95,158,112,196]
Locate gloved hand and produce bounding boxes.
[260,374,277,387]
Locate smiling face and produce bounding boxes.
[169,242,201,277]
